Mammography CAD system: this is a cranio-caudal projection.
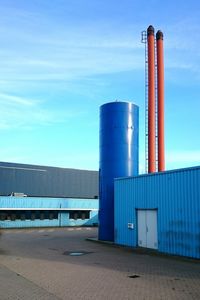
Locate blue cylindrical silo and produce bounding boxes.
[99,101,139,241]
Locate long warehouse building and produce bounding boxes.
[0,161,99,198]
[0,161,99,229]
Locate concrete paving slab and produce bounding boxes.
[0,228,199,300]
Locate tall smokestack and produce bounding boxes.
[156,30,165,172]
[147,25,156,173]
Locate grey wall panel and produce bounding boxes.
[0,162,99,198]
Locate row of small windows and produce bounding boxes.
[0,210,58,221]
[69,210,90,220]
[0,210,91,221]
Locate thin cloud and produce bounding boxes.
[0,48,144,82]
[0,93,37,106]
[166,151,200,164]
[0,5,145,83]
[0,93,86,130]
[165,17,200,51]
[2,4,198,82]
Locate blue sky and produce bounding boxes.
[0,0,199,172]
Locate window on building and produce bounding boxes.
[31,212,35,220]
[0,210,59,221]
[35,211,40,219]
[81,212,86,220]
[49,211,58,220]
[16,211,21,220]
[40,212,45,220]
[25,211,31,220]
[52,211,58,219]
[0,212,7,221]
[49,212,53,220]
[21,213,26,221]
[69,210,90,220]
[11,213,16,221]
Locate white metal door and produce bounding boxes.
[137,210,146,247]
[137,210,158,249]
[146,210,158,249]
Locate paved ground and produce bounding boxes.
[0,227,199,300]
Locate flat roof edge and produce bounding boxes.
[114,165,200,181]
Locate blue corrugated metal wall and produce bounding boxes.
[0,197,98,228]
[114,166,200,259]
[0,197,99,210]
[0,218,60,229]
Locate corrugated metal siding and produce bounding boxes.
[0,162,98,198]
[0,197,99,210]
[114,166,200,259]
[0,212,98,229]
[0,219,59,229]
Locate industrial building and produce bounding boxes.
[0,162,99,228]
[114,166,200,259]
[0,197,98,229]
[98,25,200,259]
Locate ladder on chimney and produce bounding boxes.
[141,30,158,173]
[141,31,148,173]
